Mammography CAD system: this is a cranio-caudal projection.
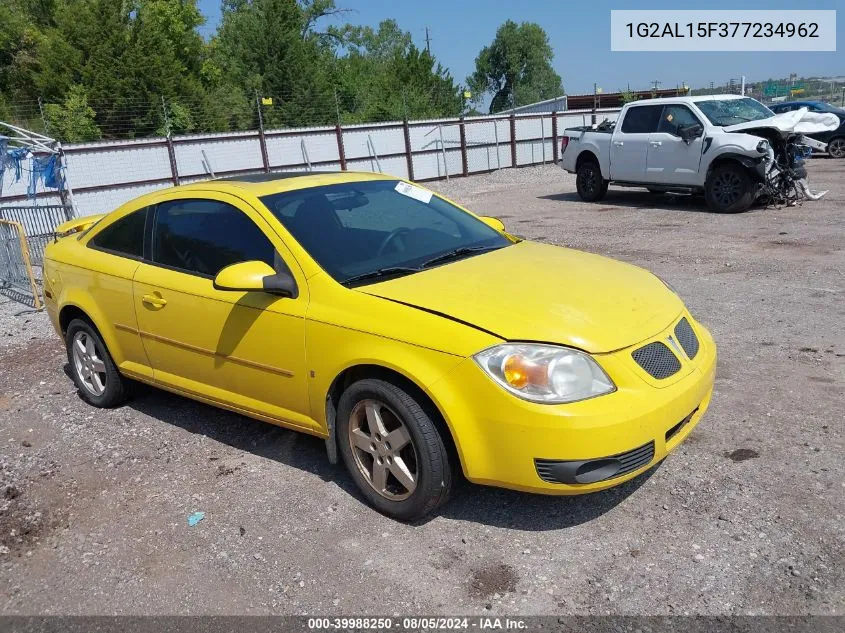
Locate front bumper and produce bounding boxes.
[429,316,717,495]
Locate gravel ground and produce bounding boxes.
[0,160,843,616]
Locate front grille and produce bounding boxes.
[632,341,681,379]
[535,441,655,484]
[674,317,700,359]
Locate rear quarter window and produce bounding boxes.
[88,208,147,259]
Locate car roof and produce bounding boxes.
[176,170,396,198]
[624,94,747,106]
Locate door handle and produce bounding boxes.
[650,141,663,147]
[142,294,167,308]
[613,141,624,146]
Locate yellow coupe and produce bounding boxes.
[43,172,716,520]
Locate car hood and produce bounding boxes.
[723,108,840,136]
[359,241,684,354]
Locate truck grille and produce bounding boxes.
[632,341,681,379]
[674,317,699,359]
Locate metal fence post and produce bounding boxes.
[335,123,347,171]
[540,116,546,164]
[165,134,180,185]
[509,113,517,167]
[402,119,414,180]
[437,125,449,181]
[256,96,270,173]
[551,111,559,163]
[459,117,469,176]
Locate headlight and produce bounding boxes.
[756,140,770,154]
[473,343,615,404]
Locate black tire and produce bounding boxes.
[704,163,756,213]
[828,137,845,159]
[65,318,129,408]
[337,378,452,521]
[576,160,608,202]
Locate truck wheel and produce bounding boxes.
[828,137,845,159]
[704,163,755,213]
[337,378,452,522]
[576,160,608,202]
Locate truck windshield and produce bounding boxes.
[696,98,774,126]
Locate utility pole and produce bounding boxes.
[424,27,432,54]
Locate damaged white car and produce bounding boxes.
[560,95,839,213]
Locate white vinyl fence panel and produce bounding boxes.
[1,108,621,216]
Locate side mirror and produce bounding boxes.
[213,261,298,298]
[479,216,506,232]
[679,123,703,143]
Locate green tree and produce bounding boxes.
[210,0,337,128]
[33,0,208,137]
[0,0,41,104]
[619,88,637,104]
[43,84,102,141]
[467,20,563,113]
[332,19,462,122]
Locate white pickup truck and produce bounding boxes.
[559,95,837,212]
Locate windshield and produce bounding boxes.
[261,180,513,285]
[696,98,774,126]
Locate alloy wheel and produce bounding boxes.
[579,166,598,195]
[348,399,419,501]
[829,138,845,159]
[712,171,743,207]
[71,331,107,396]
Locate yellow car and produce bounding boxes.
[43,171,716,520]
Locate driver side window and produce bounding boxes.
[152,199,275,278]
[657,105,701,137]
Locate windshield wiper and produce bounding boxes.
[342,266,421,286]
[421,245,503,269]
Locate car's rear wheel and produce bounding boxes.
[576,160,608,202]
[828,137,845,159]
[704,163,756,213]
[337,378,452,521]
[65,318,129,408]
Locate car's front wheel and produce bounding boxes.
[704,163,756,213]
[828,137,845,159]
[65,318,129,408]
[337,378,452,521]
[576,160,608,202]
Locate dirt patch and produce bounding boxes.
[725,449,760,462]
[468,563,519,599]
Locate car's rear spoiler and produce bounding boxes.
[54,213,106,237]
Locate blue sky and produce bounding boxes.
[197,0,842,95]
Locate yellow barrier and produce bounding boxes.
[0,219,42,310]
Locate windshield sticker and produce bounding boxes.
[395,181,433,204]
